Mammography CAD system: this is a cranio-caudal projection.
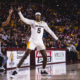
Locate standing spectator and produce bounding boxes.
[66,41,79,64]
[0,8,13,72]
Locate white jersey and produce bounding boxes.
[29,21,45,41]
[18,12,58,42]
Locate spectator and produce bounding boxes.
[66,40,79,64]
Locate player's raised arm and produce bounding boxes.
[44,23,59,41]
[18,7,33,26]
[2,8,13,27]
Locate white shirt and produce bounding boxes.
[18,12,58,41]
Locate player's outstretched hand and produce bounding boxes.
[9,8,13,15]
[18,6,22,12]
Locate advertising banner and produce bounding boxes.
[35,50,66,65]
[7,51,30,69]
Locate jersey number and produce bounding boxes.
[37,28,41,33]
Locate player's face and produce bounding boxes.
[35,15,41,21]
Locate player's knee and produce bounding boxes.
[44,54,47,58]
[40,50,47,58]
[43,52,47,58]
[28,49,31,54]
[26,49,31,54]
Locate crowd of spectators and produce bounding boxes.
[0,1,80,51]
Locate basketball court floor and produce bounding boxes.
[0,63,80,80]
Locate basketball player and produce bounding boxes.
[12,7,60,76]
[0,8,13,72]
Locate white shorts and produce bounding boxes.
[27,38,46,51]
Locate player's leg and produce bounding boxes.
[17,41,33,68]
[40,50,47,69]
[12,49,32,76]
[17,49,31,68]
[40,50,48,74]
[11,41,36,77]
[37,40,48,74]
